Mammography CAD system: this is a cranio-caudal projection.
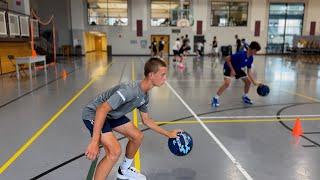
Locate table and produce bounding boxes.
[15,55,46,80]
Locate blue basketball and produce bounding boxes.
[257,84,270,96]
[168,131,193,156]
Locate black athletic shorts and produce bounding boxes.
[173,50,179,56]
[83,116,130,136]
[152,48,157,53]
[223,67,247,79]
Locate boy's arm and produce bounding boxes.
[91,102,112,143]
[85,102,112,160]
[139,111,180,138]
[247,68,260,86]
[225,56,236,76]
[225,56,234,70]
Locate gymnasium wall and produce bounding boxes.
[30,0,73,48]
[304,0,320,35]
[7,0,30,15]
[32,0,320,55]
[83,0,269,55]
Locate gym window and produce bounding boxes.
[211,1,248,27]
[151,0,192,27]
[88,0,128,26]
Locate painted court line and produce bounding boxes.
[152,117,320,125]
[132,61,141,171]
[199,114,320,120]
[165,81,253,180]
[281,90,320,102]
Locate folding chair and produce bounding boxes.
[8,55,27,78]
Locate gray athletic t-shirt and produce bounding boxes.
[82,80,149,120]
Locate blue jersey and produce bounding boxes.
[224,51,253,70]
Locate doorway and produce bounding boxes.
[194,35,205,53]
[150,35,170,56]
[84,31,107,53]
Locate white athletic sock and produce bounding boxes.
[120,157,133,171]
[215,95,219,99]
[244,94,248,97]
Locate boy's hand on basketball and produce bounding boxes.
[254,81,262,86]
[167,129,183,138]
[85,142,99,160]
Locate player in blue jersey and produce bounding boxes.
[211,41,261,107]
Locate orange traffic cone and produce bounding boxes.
[292,118,303,137]
[31,49,37,57]
[61,70,68,80]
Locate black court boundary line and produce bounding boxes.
[29,101,316,179]
[277,104,320,148]
[302,145,318,148]
[303,132,320,134]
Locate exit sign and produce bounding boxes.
[172,29,181,34]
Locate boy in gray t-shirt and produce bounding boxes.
[83,58,181,180]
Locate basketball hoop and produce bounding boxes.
[177,18,190,28]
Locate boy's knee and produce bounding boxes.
[101,139,122,161]
[137,131,144,142]
[133,131,144,142]
[109,144,121,161]
[244,78,251,85]
[224,81,231,88]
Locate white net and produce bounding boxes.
[8,13,20,36]
[30,19,39,38]
[0,11,7,35]
[19,16,29,37]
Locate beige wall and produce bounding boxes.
[304,0,320,35]
[72,0,320,55]
[205,0,318,54]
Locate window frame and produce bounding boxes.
[210,1,249,27]
[267,3,305,54]
[0,10,7,36]
[87,0,129,26]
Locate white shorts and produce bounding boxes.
[212,47,218,53]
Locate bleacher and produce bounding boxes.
[288,35,320,55]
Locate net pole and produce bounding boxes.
[52,18,56,63]
[30,19,34,53]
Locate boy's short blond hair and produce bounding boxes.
[144,58,167,77]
